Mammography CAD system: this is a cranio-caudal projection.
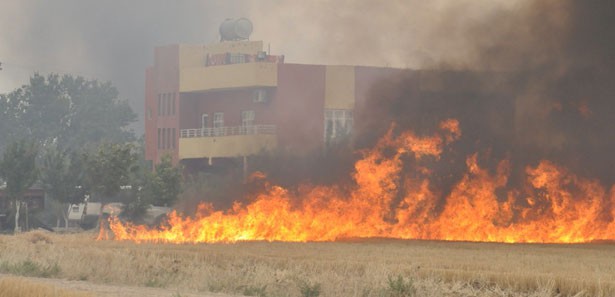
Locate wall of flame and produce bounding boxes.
[99,119,614,244]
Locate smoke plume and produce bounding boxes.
[3,1,613,205]
[248,0,615,211]
[352,0,615,208]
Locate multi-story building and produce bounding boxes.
[144,19,400,173]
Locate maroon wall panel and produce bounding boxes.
[275,64,326,153]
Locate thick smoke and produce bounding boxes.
[3,1,613,208]
[353,0,615,204]
[249,0,521,68]
[250,0,615,210]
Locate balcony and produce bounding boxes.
[179,62,278,93]
[180,125,276,138]
[178,125,277,160]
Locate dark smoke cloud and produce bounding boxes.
[243,0,615,201]
[355,0,615,197]
[249,0,520,68]
[0,1,249,134]
[3,1,613,203]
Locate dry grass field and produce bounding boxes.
[0,277,94,297]
[0,231,613,297]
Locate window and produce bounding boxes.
[171,93,176,115]
[324,109,353,145]
[162,128,167,150]
[172,128,176,149]
[167,93,172,116]
[201,113,209,129]
[241,110,255,127]
[253,89,268,103]
[241,110,255,134]
[158,128,162,149]
[157,95,162,116]
[162,94,167,116]
[213,112,224,128]
[213,112,224,136]
[229,53,246,64]
[166,128,171,149]
[165,128,169,149]
[158,93,177,116]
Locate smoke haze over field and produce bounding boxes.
[2,0,525,133]
[355,0,615,186]
[1,1,614,187]
[0,1,248,132]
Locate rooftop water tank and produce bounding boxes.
[219,18,253,41]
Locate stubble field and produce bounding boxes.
[0,232,613,297]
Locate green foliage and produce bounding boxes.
[120,151,181,222]
[0,139,39,201]
[143,154,182,207]
[83,142,137,200]
[119,191,149,222]
[40,147,87,227]
[298,281,321,297]
[0,260,61,278]
[110,137,147,221]
[0,73,136,152]
[385,275,416,297]
[40,147,86,205]
[241,285,268,297]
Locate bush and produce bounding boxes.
[385,275,416,297]
[242,285,268,297]
[29,232,53,244]
[298,281,321,297]
[0,260,61,278]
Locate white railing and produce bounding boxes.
[180,125,277,138]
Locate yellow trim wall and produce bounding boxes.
[324,66,356,109]
[178,45,206,69]
[178,41,264,69]
[204,40,263,55]
[179,134,277,159]
[179,62,277,92]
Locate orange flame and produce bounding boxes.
[102,119,615,243]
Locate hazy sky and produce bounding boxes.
[0,0,523,134]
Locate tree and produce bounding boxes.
[117,137,151,221]
[145,155,182,207]
[40,147,86,229]
[83,143,137,224]
[0,73,136,152]
[0,91,23,154]
[0,140,39,233]
[120,154,182,222]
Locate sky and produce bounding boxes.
[0,0,523,134]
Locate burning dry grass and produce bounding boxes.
[0,232,613,297]
[0,276,94,297]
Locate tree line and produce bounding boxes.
[0,74,181,232]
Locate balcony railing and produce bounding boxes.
[180,125,276,138]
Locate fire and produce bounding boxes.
[102,119,615,243]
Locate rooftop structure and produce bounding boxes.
[144,19,401,173]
